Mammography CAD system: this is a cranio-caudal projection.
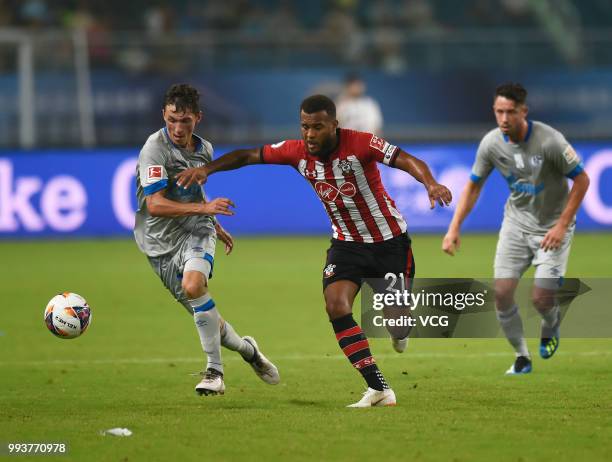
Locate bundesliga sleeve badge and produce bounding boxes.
[146,165,165,184]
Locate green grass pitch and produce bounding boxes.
[1,233,611,461]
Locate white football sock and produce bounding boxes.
[221,321,255,361]
[496,305,529,357]
[191,293,223,374]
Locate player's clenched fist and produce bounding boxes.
[442,230,460,256]
[203,198,235,216]
[177,166,208,188]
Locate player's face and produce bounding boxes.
[493,96,528,140]
[163,105,202,148]
[347,80,365,98]
[300,110,339,156]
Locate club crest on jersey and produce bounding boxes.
[315,181,356,202]
[338,159,355,176]
[530,155,543,167]
[323,264,336,278]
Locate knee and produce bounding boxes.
[325,298,352,320]
[494,289,515,311]
[182,278,207,300]
[532,293,554,313]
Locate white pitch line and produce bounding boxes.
[1,350,611,367]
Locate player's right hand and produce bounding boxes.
[176,167,208,188]
[203,198,235,216]
[442,231,460,256]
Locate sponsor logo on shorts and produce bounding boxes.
[315,181,356,202]
[324,264,336,278]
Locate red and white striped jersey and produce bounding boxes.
[261,128,408,243]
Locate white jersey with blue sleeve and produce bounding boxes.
[471,120,584,234]
[134,128,216,257]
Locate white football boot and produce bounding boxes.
[195,368,225,396]
[347,388,397,408]
[391,336,409,353]
[242,336,280,385]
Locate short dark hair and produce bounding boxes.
[163,83,200,114]
[495,82,527,105]
[300,94,336,118]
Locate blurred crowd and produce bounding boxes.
[2,0,611,32]
[0,0,610,72]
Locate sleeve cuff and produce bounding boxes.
[143,179,168,196]
[470,173,482,183]
[565,162,584,179]
[388,147,400,167]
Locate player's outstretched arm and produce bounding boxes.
[393,150,452,208]
[176,148,261,188]
[147,190,235,218]
[442,180,484,256]
[541,170,590,251]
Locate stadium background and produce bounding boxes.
[1,1,611,461]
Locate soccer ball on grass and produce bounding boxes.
[44,292,92,339]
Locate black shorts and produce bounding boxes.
[322,233,415,290]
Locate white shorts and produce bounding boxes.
[494,219,573,290]
[147,232,216,313]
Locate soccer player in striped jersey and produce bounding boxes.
[442,83,590,375]
[176,94,452,407]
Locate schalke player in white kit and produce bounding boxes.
[134,84,280,395]
[442,83,590,374]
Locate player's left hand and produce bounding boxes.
[541,223,566,252]
[215,223,234,255]
[427,183,453,209]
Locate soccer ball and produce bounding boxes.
[44,292,92,339]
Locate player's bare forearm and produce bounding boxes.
[146,191,234,218]
[393,150,452,208]
[557,171,590,229]
[394,150,437,187]
[208,148,262,174]
[176,148,261,188]
[448,180,483,233]
[541,172,589,251]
